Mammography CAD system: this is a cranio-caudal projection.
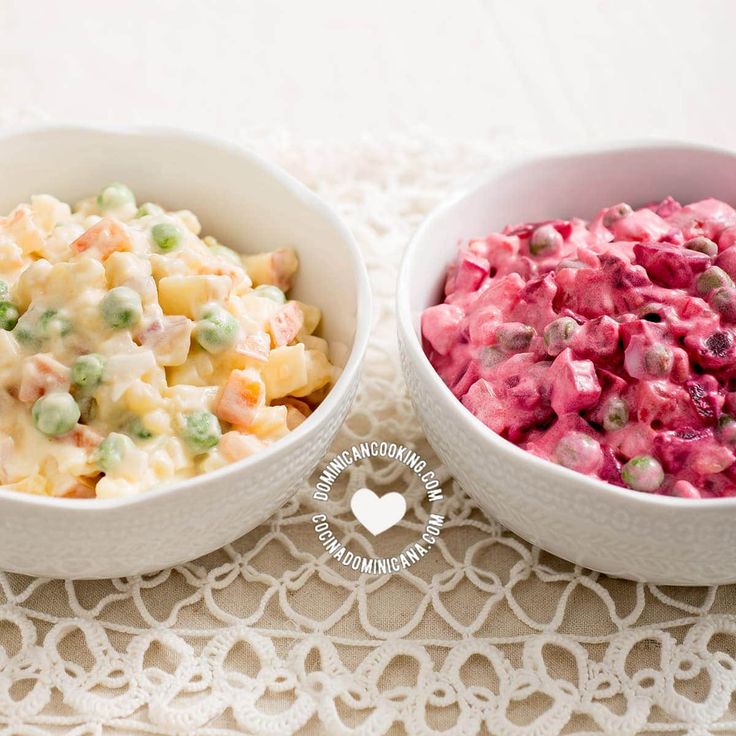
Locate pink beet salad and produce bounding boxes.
[422,197,736,499]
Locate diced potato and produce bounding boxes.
[14,259,53,310]
[3,474,48,496]
[30,195,72,234]
[43,259,107,301]
[291,349,333,397]
[249,405,289,440]
[300,334,330,355]
[218,430,264,462]
[158,274,231,318]
[167,352,215,387]
[3,205,46,256]
[297,302,322,335]
[124,380,163,414]
[174,209,201,235]
[139,316,194,366]
[105,251,152,287]
[143,409,172,435]
[243,248,298,291]
[0,331,20,371]
[261,343,308,400]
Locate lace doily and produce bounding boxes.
[1,126,735,736]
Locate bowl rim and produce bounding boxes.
[397,138,736,511]
[0,123,372,510]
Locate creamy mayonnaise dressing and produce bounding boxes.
[423,197,736,499]
[0,185,333,499]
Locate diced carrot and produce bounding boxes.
[18,354,71,403]
[72,218,132,259]
[69,424,104,450]
[269,301,304,347]
[215,369,265,428]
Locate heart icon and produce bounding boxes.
[350,487,407,536]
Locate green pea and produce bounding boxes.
[135,202,163,218]
[685,236,718,257]
[32,392,80,436]
[94,432,129,473]
[710,286,736,322]
[209,243,242,265]
[696,266,733,295]
[602,398,629,431]
[193,305,239,353]
[253,285,286,304]
[39,309,73,338]
[644,344,673,376]
[181,410,221,453]
[718,414,736,445]
[555,432,601,473]
[529,225,563,256]
[0,281,8,302]
[543,317,578,356]
[71,354,105,390]
[0,302,19,331]
[151,222,183,251]
[100,287,143,329]
[97,182,135,212]
[602,203,633,228]
[127,416,154,441]
[496,323,535,352]
[479,345,506,370]
[621,455,664,492]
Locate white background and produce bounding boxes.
[1,0,734,149]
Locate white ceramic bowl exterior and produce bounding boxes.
[0,127,371,579]
[398,143,736,585]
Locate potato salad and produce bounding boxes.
[0,183,334,499]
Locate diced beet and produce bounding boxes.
[467,305,502,346]
[422,304,465,355]
[598,446,624,486]
[548,348,601,415]
[610,208,670,241]
[570,316,620,361]
[653,196,682,218]
[462,379,506,433]
[452,359,481,399]
[686,375,722,425]
[653,426,734,476]
[684,329,736,369]
[455,252,490,292]
[633,241,710,288]
[634,380,699,429]
[505,219,573,240]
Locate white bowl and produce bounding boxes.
[0,126,371,579]
[398,142,736,585]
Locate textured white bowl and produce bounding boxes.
[398,142,736,585]
[0,126,371,579]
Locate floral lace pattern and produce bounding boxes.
[0,129,735,735]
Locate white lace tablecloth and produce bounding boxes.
[1,131,735,736]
